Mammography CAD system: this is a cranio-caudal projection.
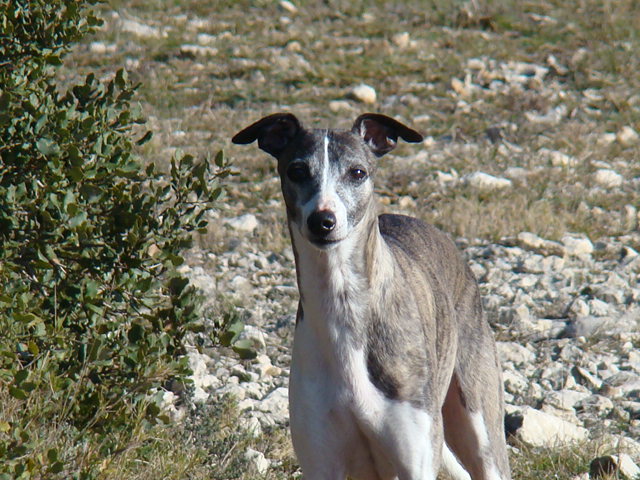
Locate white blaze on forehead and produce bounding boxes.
[318,132,337,211]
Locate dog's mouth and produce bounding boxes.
[308,236,342,249]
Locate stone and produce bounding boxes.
[256,387,289,424]
[540,148,577,167]
[590,454,640,479]
[238,325,267,352]
[279,0,298,13]
[245,448,271,474]
[561,234,593,257]
[239,415,263,438]
[255,354,282,378]
[503,370,529,396]
[89,42,116,54]
[350,84,377,104]
[119,18,162,38]
[572,366,603,390]
[575,394,614,416]
[617,126,640,147]
[225,213,259,232]
[593,169,624,188]
[508,406,589,448]
[543,389,590,411]
[179,44,218,57]
[566,316,612,337]
[462,171,512,191]
[391,32,410,48]
[601,372,640,399]
[497,342,535,367]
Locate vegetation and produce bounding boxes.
[0,1,229,477]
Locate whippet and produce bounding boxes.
[232,113,511,480]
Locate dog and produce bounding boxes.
[232,113,511,480]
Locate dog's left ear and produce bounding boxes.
[232,113,302,158]
[352,113,423,157]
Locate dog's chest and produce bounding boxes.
[292,260,387,422]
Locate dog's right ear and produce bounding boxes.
[232,113,301,158]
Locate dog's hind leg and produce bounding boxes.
[441,363,510,480]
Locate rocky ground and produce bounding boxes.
[64,1,640,477]
[176,207,640,477]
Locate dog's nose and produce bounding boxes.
[307,210,336,237]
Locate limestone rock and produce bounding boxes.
[462,171,512,191]
[350,84,377,104]
[507,406,589,448]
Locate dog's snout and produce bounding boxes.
[307,210,336,237]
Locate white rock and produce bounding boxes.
[590,454,640,479]
[351,84,377,104]
[225,213,259,232]
[617,126,640,147]
[239,415,263,438]
[593,169,623,188]
[562,234,593,257]
[391,32,410,48]
[540,148,577,167]
[255,354,282,378]
[239,325,267,352]
[188,351,218,393]
[497,342,535,366]
[503,370,529,395]
[196,33,217,45]
[256,387,289,424]
[89,42,116,54]
[462,171,512,191]
[575,394,614,416]
[245,448,271,474]
[510,406,589,448]
[179,44,218,56]
[543,389,590,411]
[229,275,252,295]
[119,18,162,38]
[279,0,298,13]
[516,232,564,256]
[597,132,617,146]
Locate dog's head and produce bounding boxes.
[232,113,423,249]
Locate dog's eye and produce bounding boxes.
[287,163,310,183]
[349,167,367,181]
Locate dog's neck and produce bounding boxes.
[289,205,394,351]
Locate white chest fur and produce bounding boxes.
[289,229,436,479]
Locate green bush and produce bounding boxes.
[0,1,229,478]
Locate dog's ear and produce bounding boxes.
[232,113,301,158]
[351,113,423,157]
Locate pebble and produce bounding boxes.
[350,84,377,104]
[508,406,589,448]
[391,32,410,48]
[225,213,259,232]
[245,448,271,474]
[593,168,624,188]
[561,234,593,257]
[118,18,162,38]
[617,126,640,147]
[462,171,512,191]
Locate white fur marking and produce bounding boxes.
[470,412,503,480]
[442,443,471,480]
